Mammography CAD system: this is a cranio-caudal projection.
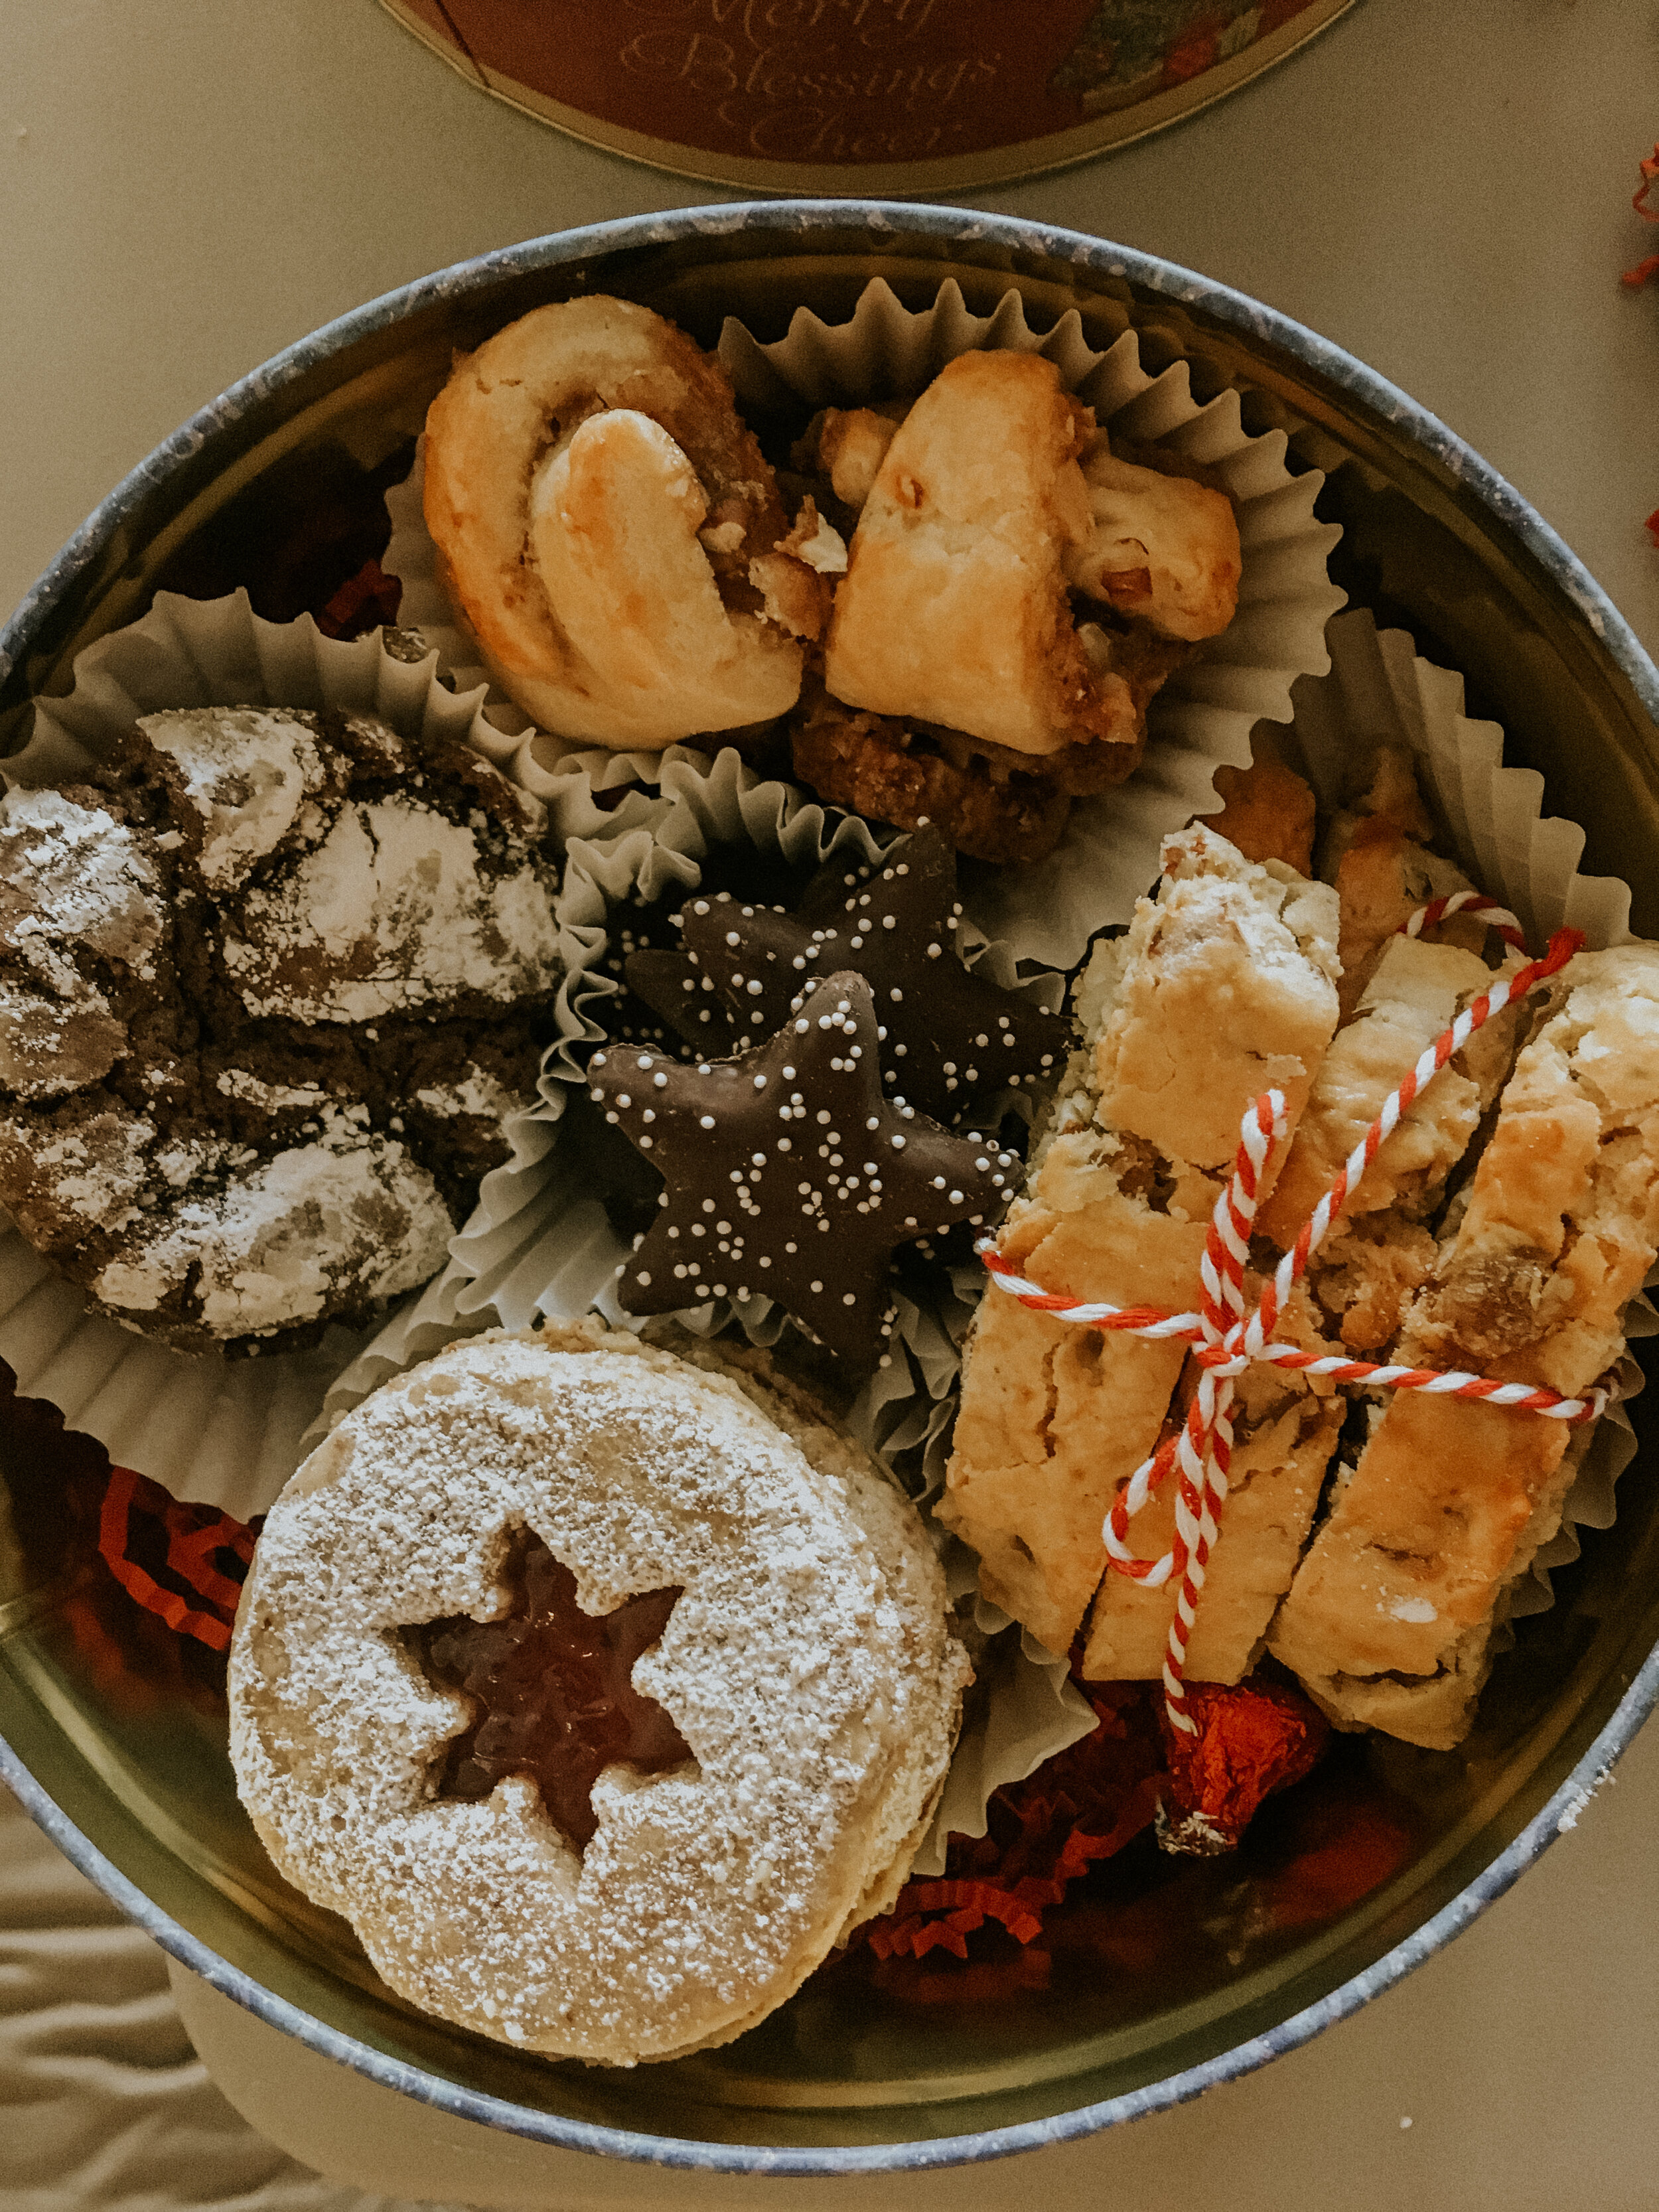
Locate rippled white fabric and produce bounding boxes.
[0,1784,462,2211]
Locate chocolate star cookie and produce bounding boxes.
[624,824,1072,1126]
[589,970,1017,1364]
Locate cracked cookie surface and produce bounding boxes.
[0,707,561,1352]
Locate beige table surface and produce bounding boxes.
[2,0,1658,2205]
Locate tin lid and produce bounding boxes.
[375,0,1358,194]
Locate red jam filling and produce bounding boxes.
[409,1528,690,1851]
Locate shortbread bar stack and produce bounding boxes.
[949,757,1659,1754]
[940,825,1343,1662]
[1270,946,1659,1747]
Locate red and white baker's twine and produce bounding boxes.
[978,895,1601,1737]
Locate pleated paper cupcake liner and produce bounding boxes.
[368,284,1648,1831]
[1287,608,1632,949]
[0,588,579,1507]
[317,746,1066,1422]
[7,273,1628,1866]
[0,1210,362,1526]
[306,737,1105,1858]
[351,607,1656,1842]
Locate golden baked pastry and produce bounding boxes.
[1269,945,1659,1747]
[823,352,1134,761]
[1065,438,1242,644]
[423,297,828,749]
[1078,1284,1342,1686]
[1204,751,1318,875]
[939,826,1341,1655]
[1260,933,1528,1353]
[786,689,1074,869]
[230,1321,968,2065]
[1322,751,1484,1021]
[804,353,1240,861]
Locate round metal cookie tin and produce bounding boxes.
[3,202,1659,2178]
[373,0,1359,194]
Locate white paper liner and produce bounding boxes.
[381,274,1346,973]
[1283,607,1633,950]
[354,273,1345,1852]
[0,588,572,1507]
[364,289,1659,1846]
[384,604,1650,1844]
[307,739,1102,1868]
[0,1212,361,1525]
[10,291,1624,1893]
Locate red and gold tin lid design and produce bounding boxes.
[376,0,1358,194]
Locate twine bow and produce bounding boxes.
[979,895,1599,1736]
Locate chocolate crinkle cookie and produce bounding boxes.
[0,706,563,1355]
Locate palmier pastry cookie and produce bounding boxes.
[230,1321,970,2067]
[423,297,834,749]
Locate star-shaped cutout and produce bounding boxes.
[407,1527,689,1854]
[624,824,1074,1127]
[589,970,1018,1365]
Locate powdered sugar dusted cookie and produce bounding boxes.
[0,707,561,1353]
[229,1320,969,2067]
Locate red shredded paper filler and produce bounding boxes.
[97,1466,259,1653]
[1159,1677,1331,1854]
[867,1681,1167,1961]
[867,1670,1336,1962]
[1623,143,1659,285]
[315,557,402,640]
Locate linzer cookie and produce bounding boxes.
[0,707,561,1355]
[940,825,1341,1655]
[229,1320,969,2066]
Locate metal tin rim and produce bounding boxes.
[3,199,1659,2175]
[5,1664,1654,2175]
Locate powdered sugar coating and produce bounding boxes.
[412,1067,522,1122]
[139,707,330,891]
[93,1117,451,1336]
[0,1107,160,1242]
[230,1323,968,2067]
[0,708,561,1351]
[0,788,164,1097]
[220,794,562,1024]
